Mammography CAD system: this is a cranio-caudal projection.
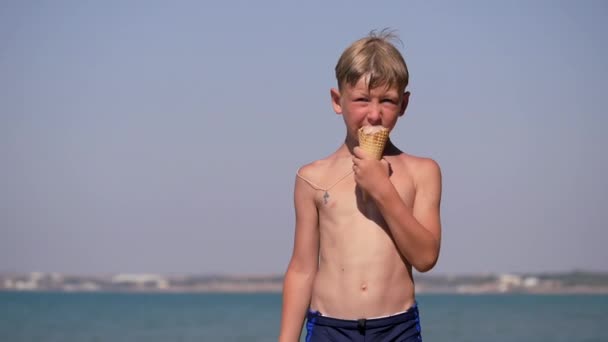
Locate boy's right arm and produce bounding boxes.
[279,171,319,342]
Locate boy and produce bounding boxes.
[279,30,442,342]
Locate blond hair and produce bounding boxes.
[335,29,409,93]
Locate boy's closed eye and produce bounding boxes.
[382,98,398,104]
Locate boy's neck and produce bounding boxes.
[344,135,359,155]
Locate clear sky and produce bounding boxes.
[2,1,607,276]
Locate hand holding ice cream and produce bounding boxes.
[353,125,391,202]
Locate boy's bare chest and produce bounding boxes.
[315,165,416,218]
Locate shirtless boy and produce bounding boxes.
[279,30,442,342]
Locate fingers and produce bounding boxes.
[351,157,365,174]
[353,146,373,160]
[352,152,361,167]
[352,158,362,176]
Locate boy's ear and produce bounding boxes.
[330,88,343,114]
[399,91,410,116]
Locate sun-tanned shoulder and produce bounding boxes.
[408,155,441,193]
[402,153,439,171]
[297,160,325,182]
[296,157,335,190]
[393,152,441,186]
[296,150,350,190]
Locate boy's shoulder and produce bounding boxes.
[296,153,347,189]
[399,153,441,192]
[393,152,441,185]
[396,152,440,169]
[296,157,335,182]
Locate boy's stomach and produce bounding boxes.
[309,252,416,320]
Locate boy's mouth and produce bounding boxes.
[359,125,387,134]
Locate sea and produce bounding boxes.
[1,292,607,342]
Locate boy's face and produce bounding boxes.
[331,77,409,142]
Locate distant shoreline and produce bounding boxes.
[2,270,608,295]
[2,289,608,295]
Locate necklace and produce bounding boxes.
[321,169,354,204]
[296,168,355,205]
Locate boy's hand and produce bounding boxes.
[352,146,392,198]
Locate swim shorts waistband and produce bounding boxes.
[306,302,419,330]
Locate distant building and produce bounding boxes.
[523,277,539,288]
[111,274,169,289]
[498,274,522,292]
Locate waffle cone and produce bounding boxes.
[358,126,389,160]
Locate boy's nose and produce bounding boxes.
[367,105,382,125]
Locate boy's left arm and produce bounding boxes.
[353,148,442,272]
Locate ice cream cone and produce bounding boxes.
[358,125,389,160]
[357,126,389,202]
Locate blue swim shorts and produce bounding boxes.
[305,303,422,342]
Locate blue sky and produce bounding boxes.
[1,0,607,275]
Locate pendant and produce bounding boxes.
[323,191,330,204]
